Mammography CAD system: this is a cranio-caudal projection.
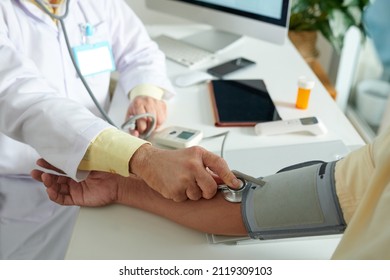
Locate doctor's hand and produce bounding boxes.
[126,96,167,137]
[129,144,241,202]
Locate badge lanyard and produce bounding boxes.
[72,23,116,77]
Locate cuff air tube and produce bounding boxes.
[242,161,346,240]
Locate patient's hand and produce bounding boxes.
[31,159,125,207]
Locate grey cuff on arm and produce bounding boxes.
[242,161,346,240]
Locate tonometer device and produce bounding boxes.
[254,116,327,136]
[153,126,203,149]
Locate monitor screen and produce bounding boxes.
[180,0,288,26]
[146,0,291,46]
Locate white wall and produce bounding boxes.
[125,0,189,24]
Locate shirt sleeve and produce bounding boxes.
[79,84,162,175]
[333,144,374,224]
[332,128,390,259]
[129,84,164,101]
[78,127,149,177]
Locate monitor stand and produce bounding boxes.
[180,29,242,53]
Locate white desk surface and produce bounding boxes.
[65,24,365,260]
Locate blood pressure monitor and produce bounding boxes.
[152,126,203,149]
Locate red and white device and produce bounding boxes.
[254,117,327,136]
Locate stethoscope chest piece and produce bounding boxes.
[218,170,265,203]
[219,183,246,203]
[218,177,247,203]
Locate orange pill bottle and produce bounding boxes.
[296,76,315,109]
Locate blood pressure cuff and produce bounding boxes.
[241,161,346,240]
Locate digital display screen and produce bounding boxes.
[178,131,195,139]
[300,117,318,125]
[197,0,284,20]
[176,0,290,26]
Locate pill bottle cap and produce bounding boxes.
[298,76,315,89]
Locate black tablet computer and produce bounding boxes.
[208,79,280,127]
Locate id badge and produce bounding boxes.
[72,41,116,77]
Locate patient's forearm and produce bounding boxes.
[117,177,247,236]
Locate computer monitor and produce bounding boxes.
[145,0,291,52]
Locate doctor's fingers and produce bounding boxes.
[138,100,166,122]
[159,185,188,202]
[202,152,241,189]
[185,183,203,201]
[127,104,152,134]
[194,170,219,199]
[153,102,167,128]
[129,98,166,124]
[136,116,153,135]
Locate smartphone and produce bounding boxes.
[206,57,256,78]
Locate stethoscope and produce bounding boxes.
[34,0,156,139]
[218,170,265,203]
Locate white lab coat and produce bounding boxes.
[0,0,174,259]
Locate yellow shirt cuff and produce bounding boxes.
[78,128,149,177]
[129,84,164,100]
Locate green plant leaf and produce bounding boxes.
[289,0,370,52]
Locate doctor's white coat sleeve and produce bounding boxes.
[0,30,112,180]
